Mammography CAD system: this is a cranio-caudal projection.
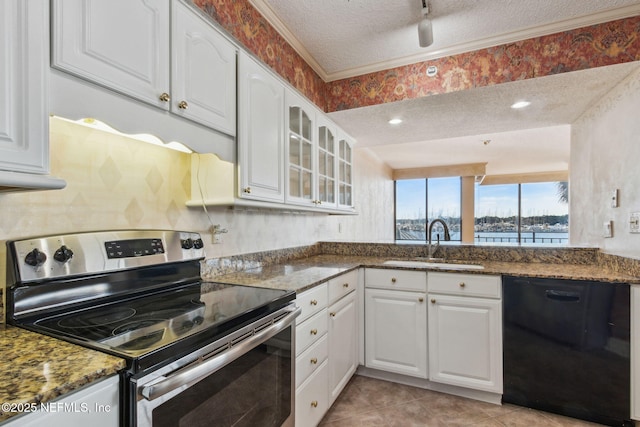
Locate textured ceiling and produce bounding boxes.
[252,0,640,80]
[250,0,640,176]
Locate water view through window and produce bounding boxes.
[395,179,568,244]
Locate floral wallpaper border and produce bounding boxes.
[193,0,640,112]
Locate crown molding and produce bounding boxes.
[249,1,640,82]
[248,0,327,78]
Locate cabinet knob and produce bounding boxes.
[311,401,318,408]
[243,187,251,194]
[459,282,466,288]
[310,329,318,335]
[330,312,336,317]
[159,92,170,102]
[310,358,318,364]
[431,298,436,303]
[343,283,349,288]
[310,299,318,306]
[391,277,397,283]
[178,100,189,110]
[419,297,424,302]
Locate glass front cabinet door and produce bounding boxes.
[285,89,315,206]
[316,115,337,209]
[337,132,354,210]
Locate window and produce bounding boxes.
[395,179,426,241]
[475,182,568,244]
[395,178,569,245]
[395,177,461,242]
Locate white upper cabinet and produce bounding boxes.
[171,1,236,135]
[237,51,285,203]
[337,131,355,210]
[51,0,236,136]
[315,115,338,210]
[51,0,171,109]
[0,0,50,174]
[285,89,316,206]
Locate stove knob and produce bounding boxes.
[192,238,204,249]
[25,248,47,267]
[181,238,194,249]
[53,245,74,263]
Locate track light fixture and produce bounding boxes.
[418,0,433,48]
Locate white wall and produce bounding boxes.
[570,67,640,259]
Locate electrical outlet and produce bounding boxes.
[611,189,619,208]
[603,221,613,238]
[630,212,640,233]
[210,224,228,244]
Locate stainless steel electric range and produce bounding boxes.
[6,230,299,427]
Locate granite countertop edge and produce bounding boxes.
[0,325,125,423]
[209,254,640,293]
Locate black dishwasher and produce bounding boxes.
[503,276,631,426]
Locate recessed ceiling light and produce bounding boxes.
[511,101,531,109]
[388,118,403,125]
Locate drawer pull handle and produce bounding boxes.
[391,277,397,283]
[310,329,318,335]
[459,282,465,288]
[310,358,318,364]
[431,298,436,303]
[343,283,349,288]
[418,297,424,302]
[311,401,318,408]
[330,312,336,317]
[310,299,318,306]
[243,187,251,194]
[178,100,189,110]
[159,92,170,102]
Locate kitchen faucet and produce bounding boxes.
[427,218,451,259]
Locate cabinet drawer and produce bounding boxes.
[365,268,427,292]
[297,284,328,323]
[328,269,358,305]
[296,309,328,356]
[295,360,329,427]
[296,334,328,388]
[428,272,501,298]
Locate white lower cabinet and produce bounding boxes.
[295,270,359,427]
[296,359,329,427]
[427,272,503,393]
[328,287,358,404]
[2,375,119,427]
[295,283,329,427]
[364,268,428,379]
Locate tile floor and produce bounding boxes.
[319,375,607,426]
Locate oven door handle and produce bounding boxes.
[141,305,301,401]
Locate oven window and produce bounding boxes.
[152,328,292,427]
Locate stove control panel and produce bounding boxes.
[105,238,165,259]
[9,230,205,283]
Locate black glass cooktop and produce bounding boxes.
[29,282,294,361]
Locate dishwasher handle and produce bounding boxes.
[545,289,581,302]
[141,305,301,401]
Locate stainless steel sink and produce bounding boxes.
[382,260,484,270]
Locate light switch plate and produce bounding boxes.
[611,189,619,208]
[603,221,613,238]
[630,212,640,233]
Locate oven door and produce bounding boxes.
[135,304,300,427]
